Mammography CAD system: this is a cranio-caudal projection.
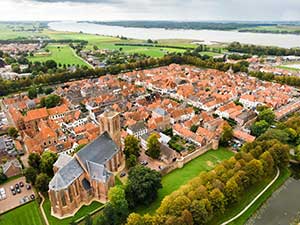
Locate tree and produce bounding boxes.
[0,168,7,184]
[28,87,37,99]
[244,159,264,184]
[125,165,162,208]
[124,135,140,159]
[40,151,58,177]
[45,60,57,69]
[97,186,129,225]
[220,123,233,147]
[11,63,21,73]
[190,125,199,133]
[7,127,18,138]
[251,120,269,137]
[257,108,275,124]
[35,173,50,193]
[126,154,137,168]
[224,178,240,204]
[146,133,160,159]
[24,167,38,184]
[190,199,212,225]
[28,153,41,171]
[209,188,226,214]
[40,94,61,108]
[44,87,54,95]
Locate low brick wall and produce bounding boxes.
[160,142,213,176]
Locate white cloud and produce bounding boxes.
[0,0,300,21]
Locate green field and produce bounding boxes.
[43,198,103,225]
[0,23,46,40]
[136,148,234,215]
[28,44,91,67]
[0,201,45,225]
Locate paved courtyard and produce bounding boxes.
[0,176,34,214]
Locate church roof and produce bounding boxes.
[76,131,119,170]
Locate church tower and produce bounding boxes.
[98,110,121,149]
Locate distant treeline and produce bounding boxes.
[0,53,247,96]
[250,71,300,87]
[114,43,194,50]
[84,21,276,31]
[239,29,300,35]
[228,42,300,56]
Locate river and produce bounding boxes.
[49,21,300,48]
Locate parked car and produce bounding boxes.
[120,171,126,177]
[30,194,35,200]
[16,188,21,194]
[15,183,19,189]
[19,181,24,187]
[10,186,14,191]
[12,190,16,195]
[140,160,148,166]
[26,184,31,190]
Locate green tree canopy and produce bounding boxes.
[35,173,50,193]
[125,165,162,208]
[40,151,58,177]
[146,133,160,159]
[7,127,18,138]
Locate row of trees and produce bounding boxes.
[250,71,300,88]
[125,138,289,225]
[228,42,300,56]
[0,53,248,96]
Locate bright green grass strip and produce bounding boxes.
[136,148,234,215]
[43,197,102,225]
[0,201,45,225]
[277,65,300,71]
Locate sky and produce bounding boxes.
[0,0,300,21]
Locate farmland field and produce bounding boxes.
[0,201,45,225]
[28,44,91,67]
[136,148,234,215]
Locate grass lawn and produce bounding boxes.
[43,197,103,225]
[0,201,45,225]
[209,167,291,225]
[28,44,91,67]
[135,148,234,215]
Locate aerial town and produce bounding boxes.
[0,5,300,225]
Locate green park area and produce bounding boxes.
[0,201,45,225]
[136,148,234,215]
[43,197,103,225]
[28,44,91,67]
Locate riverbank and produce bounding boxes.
[208,167,290,225]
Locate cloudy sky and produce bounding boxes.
[0,0,300,21]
